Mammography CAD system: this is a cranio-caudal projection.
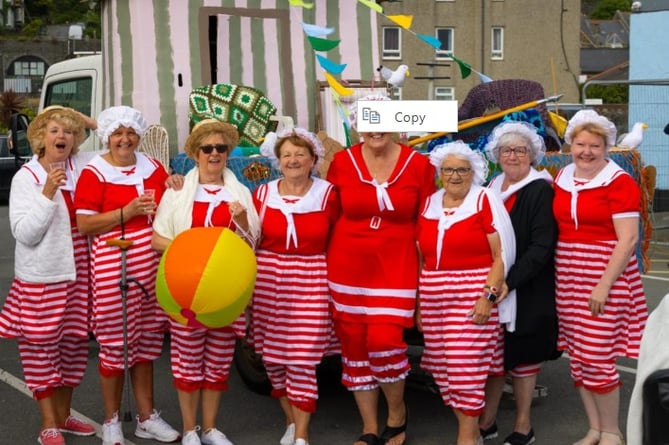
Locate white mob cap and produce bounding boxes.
[96,105,149,147]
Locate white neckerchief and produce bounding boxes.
[555,160,626,230]
[264,178,331,249]
[346,147,417,212]
[87,151,158,195]
[488,168,553,203]
[194,184,234,228]
[422,187,480,269]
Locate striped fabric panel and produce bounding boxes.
[555,240,647,362]
[418,268,500,412]
[103,0,378,155]
[90,227,167,346]
[251,250,332,365]
[169,321,237,384]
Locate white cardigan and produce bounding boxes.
[10,153,95,283]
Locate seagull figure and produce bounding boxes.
[617,122,648,149]
[377,64,410,87]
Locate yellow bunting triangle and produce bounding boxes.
[357,0,383,14]
[387,15,413,29]
[325,72,354,96]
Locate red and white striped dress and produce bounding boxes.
[74,154,168,370]
[417,187,506,415]
[553,162,648,378]
[250,178,339,366]
[167,184,244,390]
[0,189,90,392]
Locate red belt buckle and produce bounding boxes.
[370,216,381,229]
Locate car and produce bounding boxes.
[2,114,32,201]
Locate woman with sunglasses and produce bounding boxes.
[152,119,260,445]
[416,141,515,445]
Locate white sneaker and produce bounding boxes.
[102,413,125,445]
[294,439,310,445]
[182,426,202,445]
[201,428,234,445]
[135,409,180,442]
[280,424,295,445]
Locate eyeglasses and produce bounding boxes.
[499,146,528,157]
[440,167,472,176]
[199,144,228,154]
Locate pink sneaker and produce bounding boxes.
[60,415,96,436]
[38,428,65,445]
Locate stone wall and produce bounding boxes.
[0,37,101,94]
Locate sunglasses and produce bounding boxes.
[199,144,228,154]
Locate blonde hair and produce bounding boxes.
[27,106,87,157]
[184,119,239,159]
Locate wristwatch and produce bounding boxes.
[484,292,497,303]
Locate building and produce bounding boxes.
[377,0,581,103]
[627,0,669,210]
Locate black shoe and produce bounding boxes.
[480,423,498,441]
[502,429,536,445]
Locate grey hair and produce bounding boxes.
[429,140,488,185]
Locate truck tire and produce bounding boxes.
[234,337,272,395]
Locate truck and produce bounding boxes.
[7,0,386,394]
[34,0,383,157]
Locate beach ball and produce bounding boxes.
[156,226,256,328]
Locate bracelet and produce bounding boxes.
[484,284,498,294]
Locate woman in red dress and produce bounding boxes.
[553,110,648,445]
[252,128,339,445]
[74,106,180,445]
[326,94,436,445]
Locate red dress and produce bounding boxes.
[251,178,339,365]
[74,153,168,369]
[326,143,436,327]
[553,162,648,370]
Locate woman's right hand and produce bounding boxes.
[42,168,66,200]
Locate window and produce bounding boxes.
[435,28,454,59]
[491,27,504,60]
[382,27,401,60]
[10,56,45,76]
[434,87,455,101]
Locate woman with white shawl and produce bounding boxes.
[478,121,561,445]
[152,119,260,445]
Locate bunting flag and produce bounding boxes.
[307,35,341,52]
[478,72,494,83]
[325,72,354,96]
[356,1,494,83]
[386,14,413,29]
[301,22,335,37]
[417,34,442,49]
[316,54,347,74]
[288,0,314,8]
[451,55,472,79]
[357,0,384,13]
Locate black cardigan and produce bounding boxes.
[503,178,562,370]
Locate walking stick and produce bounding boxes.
[106,207,134,422]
